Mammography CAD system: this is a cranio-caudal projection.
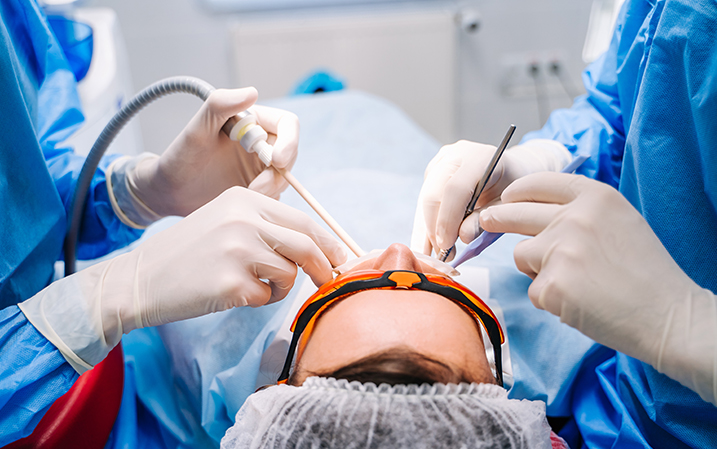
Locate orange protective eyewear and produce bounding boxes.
[278,270,505,386]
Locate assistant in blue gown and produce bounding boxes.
[0,0,145,445]
[506,0,717,447]
[0,3,288,448]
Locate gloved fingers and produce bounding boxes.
[419,159,459,252]
[263,201,348,270]
[422,144,450,179]
[262,224,336,287]
[512,236,548,280]
[458,213,482,244]
[527,258,568,316]
[432,142,499,251]
[251,105,299,170]
[245,131,287,199]
[479,202,563,236]
[526,274,545,310]
[458,197,501,243]
[501,172,582,205]
[204,87,259,125]
[435,163,484,250]
[527,270,553,312]
[248,168,290,199]
[233,276,273,309]
[417,140,506,254]
[410,199,433,255]
[254,254,299,305]
[421,200,441,255]
[516,230,573,314]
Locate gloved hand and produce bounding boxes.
[19,187,347,374]
[106,88,300,227]
[410,139,571,259]
[479,172,717,406]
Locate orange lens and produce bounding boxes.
[420,273,504,344]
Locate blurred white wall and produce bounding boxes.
[230,7,457,143]
[457,0,591,144]
[86,0,592,151]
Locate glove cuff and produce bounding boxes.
[107,154,164,229]
[505,139,573,176]
[17,262,117,374]
[17,253,144,374]
[656,286,717,406]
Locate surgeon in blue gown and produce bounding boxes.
[413,0,717,447]
[0,0,346,447]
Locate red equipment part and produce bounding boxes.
[3,344,124,449]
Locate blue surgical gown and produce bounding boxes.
[0,2,284,447]
[0,0,144,445]
[509,0,717,447]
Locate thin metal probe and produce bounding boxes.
[439,124,516,262]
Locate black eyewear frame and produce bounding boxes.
[278,270,504,387]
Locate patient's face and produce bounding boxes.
[292,243,495,385]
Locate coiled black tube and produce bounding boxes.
[64,76,216,276]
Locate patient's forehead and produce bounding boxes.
[297,288,492,384]
[318,289,483,347]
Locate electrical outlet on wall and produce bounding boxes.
[499,50,572,98]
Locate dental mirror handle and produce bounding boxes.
[450,154,590,268]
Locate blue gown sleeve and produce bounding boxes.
[520,10,631,188]
[34,43,143,261]
[45,146,143,261]
[0,305,78,446]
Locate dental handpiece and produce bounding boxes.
[222,111,366,258]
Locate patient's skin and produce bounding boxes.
[292,243,495,385]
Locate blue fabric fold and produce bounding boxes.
[516,0,717,446]
[0,0,142,306]
[0,306,78,446]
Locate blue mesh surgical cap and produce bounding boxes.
[221,377,553,448]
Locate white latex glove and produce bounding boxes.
[479,172,717,406]
[19,187,347,374]
[106,88,299,227]
[411,139,571,259]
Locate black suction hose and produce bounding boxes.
[64,76,216,276]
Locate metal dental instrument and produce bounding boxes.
[449,154,590,268]
[223,111,366,258]
[439,124,516,262]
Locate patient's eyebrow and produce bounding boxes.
[292,346,497,386]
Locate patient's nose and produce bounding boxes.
[371,243,424,272]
